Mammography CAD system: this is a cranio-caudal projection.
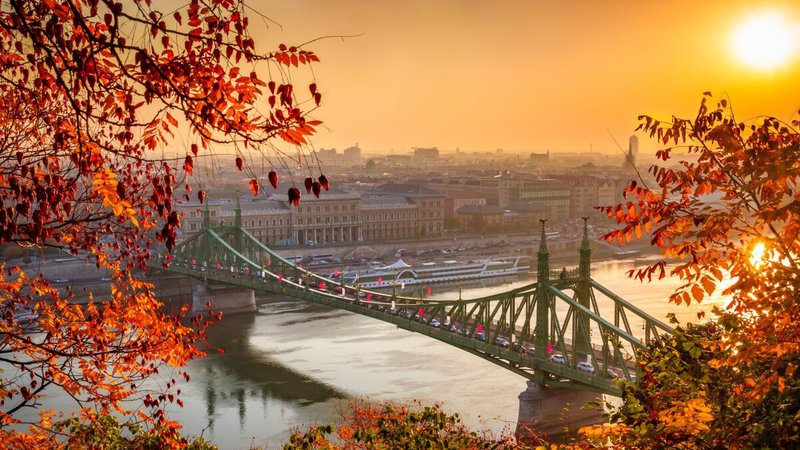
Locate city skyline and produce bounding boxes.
[254,0,800,154]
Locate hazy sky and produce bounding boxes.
[253,1,800,154]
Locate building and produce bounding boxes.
[178,199,293,245]
[316,148,337,163]
[454,204,505,231]
[360,196,418,241]
[504,203,550,229]
[443,190,488,217]
[514,179,571,223]
[550,175,599,219]
[369,183,444,238]
[530,150,550,164]
[622,135,638,175]
[386,154,412,166]
[176,183,445,245]
[342,144,362,165]
[413,147,440,160]
[427,175,570,222]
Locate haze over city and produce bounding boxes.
[255,0,800,154]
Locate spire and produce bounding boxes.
[202,202,210,229]
[538,219,549,256]
[579,217,591,279]
[537,219,550,281]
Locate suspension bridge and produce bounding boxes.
[151,200,672,397]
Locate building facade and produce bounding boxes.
[177,183,445,245]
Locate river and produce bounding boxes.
[9,255,731,449]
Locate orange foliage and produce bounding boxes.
[0,0,326,445]
[598,94,800,443]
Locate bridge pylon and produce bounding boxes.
[573,217,593,364]
[533,220,551,383]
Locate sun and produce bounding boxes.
[732,11,799,70]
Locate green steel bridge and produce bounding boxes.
[152,201,672,397]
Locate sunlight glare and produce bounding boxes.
[749,242,766,267]
[732,11,799,70]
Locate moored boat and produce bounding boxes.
[329,256,531,289]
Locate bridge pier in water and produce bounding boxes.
[515,381,605,442]
[192,282,256,315]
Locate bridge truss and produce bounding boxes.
[153,201,672,396]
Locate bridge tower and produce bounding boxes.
[533,220,551,380]
[201,203,213,262]
[191,198,256,316]
[233,196,243,252]
[517,218,605,442]
[573,218,593,364]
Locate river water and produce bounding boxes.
[11,255,731,449]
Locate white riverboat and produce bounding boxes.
[330,256,531,289]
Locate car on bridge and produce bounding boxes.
[549,354,566,365]
[449,325,460,333]
[494,337,510,348]
[388,307,398,315]
[475,332,486,342]
[429,319,440,328]
[606,369,618,378]
[577,362,596,374]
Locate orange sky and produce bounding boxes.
[254,0,800,154]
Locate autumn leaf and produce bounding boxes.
[249,179,259,196]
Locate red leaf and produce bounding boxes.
[183,155,193,176]
[249,179,259,196]
[235,157,243,171]
[318,174,329,191]
[198,190,206,203]
[191,144,198,156]
[312,181,321,198]
[268,171,278,189]
[287,187,301,206]
[304,177,313,193]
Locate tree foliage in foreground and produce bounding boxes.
[586,94,800,448]
[283,402,532,450]
[0,0,323,445]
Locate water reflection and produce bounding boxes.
[180,311,348,447]
[201,313,346,405]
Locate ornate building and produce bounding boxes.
[176,183,445,245]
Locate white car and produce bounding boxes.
[577,362,596,374]
[549,354,566,365]
[429,319,441,328]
